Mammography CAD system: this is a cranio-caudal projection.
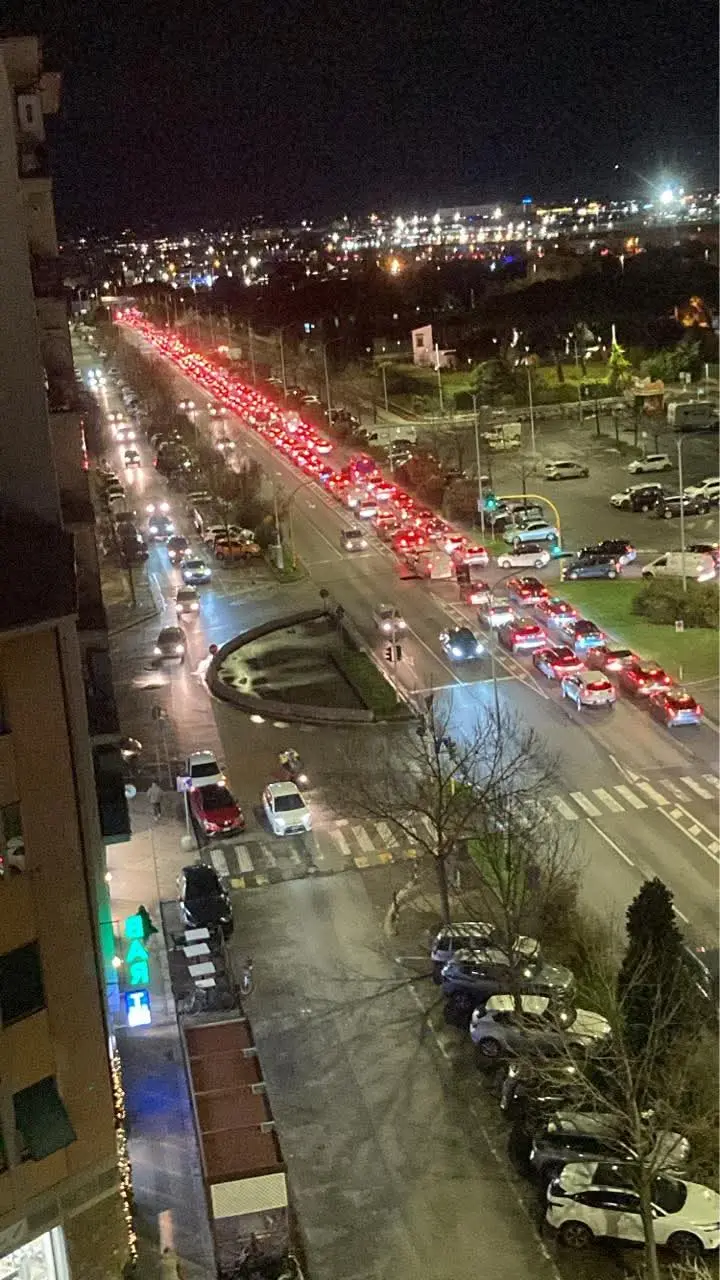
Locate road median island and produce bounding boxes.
[330,648,409,720]
[558,578,719,684]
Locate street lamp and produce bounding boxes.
[471,393,485,536]
[523,351,537,457]
[675,435,691,593]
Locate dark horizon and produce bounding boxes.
[3,0,717,234]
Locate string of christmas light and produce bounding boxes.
[111,1050,137,1262]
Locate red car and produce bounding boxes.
[189,784,245,837]
[459,579,491,605]
[618,661,673,698]
[532,646,584,679]
[533,597,578,627]
[507,576,550,605]
[648,689,704,727]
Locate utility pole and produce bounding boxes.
[525,359,537,456]
[434,343,445,414]
[677,437,687,593]
[208,311,216,349]
[380,364,389,412]
[322,343,333,422]
[272,484,284,571]
[248,322,256,383]
[471,393,485,536]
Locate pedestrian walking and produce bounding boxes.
[159,1246,184,1280]
[147,780,163,822]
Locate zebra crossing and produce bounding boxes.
[206,773,719,888]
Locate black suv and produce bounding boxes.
[577,540,635,564]
[610,483,664,512]
[654,493,711,519]
[178,864,233,938]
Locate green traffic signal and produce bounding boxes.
[484,492,498,511]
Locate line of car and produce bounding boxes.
[428,921,719,1260]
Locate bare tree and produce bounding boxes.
[327,694,557,926]
[515,952,718,1280]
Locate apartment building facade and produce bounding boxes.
[0,36,130,1280]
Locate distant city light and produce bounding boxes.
[659,188,674,205]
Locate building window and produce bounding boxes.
[0,942,45,1025]
[0,802,24,873]
[14,1077,76,1162]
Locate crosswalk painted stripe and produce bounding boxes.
[331,829,354,859]
[614,785,648,810]
[376,821,398,847]
[702,774,720,791]
[352,825,375,853]
[665,779,691,802]
[593,788,625,814]
[211,847,232,876]
[570,791,602,817]
[549,795,578,821]
[259,843,277,868]
[635,781,669,806]
[680,776,714,800]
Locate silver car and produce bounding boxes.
[470,993,610,1059]
[430,922,539,980]
[372,604,407,634]
[561,670,616,709]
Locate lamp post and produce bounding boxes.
[471,393,485,536]
[279,329,288,395]
[247,322,256,384]
[322,343,333,423]
[676,436,688,593]
[524,354,537,457]
[380,363,389,412]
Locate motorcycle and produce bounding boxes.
[278,750,309,787]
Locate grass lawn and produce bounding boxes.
[558,579,718,683]
[332,649,406,718]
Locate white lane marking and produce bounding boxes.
[330,829,353,859]
[635,781,669,806]
[549,795,579,821]
[570,791,602,817]
[702,774,720,790]
[210,847,232,876]
[352,825,375,853]
[664,779,692,802]
[586,818,635,867]
[376,822,397,847]
[608,753,635,783]
[658,808,720,865]
[593,788,625,814]
[681,776,714,800]
[259,843,277,868]
[614,785,648,810]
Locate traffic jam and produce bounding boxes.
[118,310,705,731]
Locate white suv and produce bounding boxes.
[543,459,589,480]
[627,453,673,474]
[684,476,720,505]
[186,750,224,788]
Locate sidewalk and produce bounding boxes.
[107,791,216,1280]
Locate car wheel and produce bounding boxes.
[640,502,651,512]
[475,1036,502,1058]
[498,558,509,569]
[558,1221,593,1250]
[534,559,544,568]
[664,510,673,519]
[567,571,577,580]
[667,1232,703,1259]
[608,570,616,579]
[582,469,589,477]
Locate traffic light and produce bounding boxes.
[384,644,393,662]
[384,644,402,662]
[484,492,498,512]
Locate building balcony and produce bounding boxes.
[17,138,49,180]
[83,645,120,739]
[93,745,130,845]
[31,253,64,298]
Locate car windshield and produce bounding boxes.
[159,629,182,643]
[275,794,305,812]
[199,785,232,810]
[191,761,217,779]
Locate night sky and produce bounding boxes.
[3,0,717,230]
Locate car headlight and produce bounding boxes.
[475,643,484,654]
[382,621,391,632]
[191,602,199,611]
[149,524,158,533]
[451,646,463,657]
[175,644,185,655]
[153,646,162,655]
[274,817,285,831]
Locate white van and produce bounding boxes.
[641,551,716,581]
[667,401,719,431]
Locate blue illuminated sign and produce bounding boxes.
[124,989,151,1027]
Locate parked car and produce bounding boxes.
[609,483,666,512]
[430,922,539,981]
[654,493,711,519]
[441,948,574,1008]
[178,863,233,938]
[627,453,673,474]
[262,781,312,835]
[496,543,551,570]
[543,459,590,480]
[186,750,224,787]
[503,520,559,546]
[641,551,716,581]
[562,555,620,581]
[152,626,187,664]
[561,670,616,709]
[469,993,610,1059]
[189,783,245,837]
[577,539,636,565]
[683,475,720,505]
[530,1113,689,1186]
[545,1163,720,1256]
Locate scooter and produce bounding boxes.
[278,750,309,787]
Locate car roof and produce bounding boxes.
[485,993,550,1015]
[434,921,492,940]
[576,669,610,684]
[267,780,302,797]
[188,749,218,763]
[547,1112,619,1138]
[159,626,184,637]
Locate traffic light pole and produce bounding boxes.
[472,395,485,536]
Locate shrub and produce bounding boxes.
[632,578,719,629]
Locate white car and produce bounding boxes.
[543,459,589,480]
[561,670,616,709]
[684,476,720,505]
[546,1162,720,1256]
[373,604,407,634]
[496,543,551,570]
[186,750,224,788]
[178,399,195,411]
[470,993,610,1058]
[627,453,673,474]
[479,597,515,627]
[262,781,312,836]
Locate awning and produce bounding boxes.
[14,1077,75,1161]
